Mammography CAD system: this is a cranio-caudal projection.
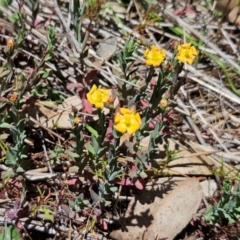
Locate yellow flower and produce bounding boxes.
[159,99,168,108]
[7,38,14,49]
[87,84,110,108]
[9,93,18,103]
[176,43,198,65]
[114,108,142,135]
[73,117,81,125]
[144,45,166,67]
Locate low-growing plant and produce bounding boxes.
[203,181,240,225]
[203,159,240,225]
[66,38,199,213]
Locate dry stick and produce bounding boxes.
[221,28,240,60]
[29,116,64,141]
[217,67,231,133]
[181,87,230,152]
[176,97,207,145]
[189,140,240,163]
[53,0,82,52]
[189,73,240,104]
[83,200,100,240]
[36,112,53,175]
[157,22,237,30]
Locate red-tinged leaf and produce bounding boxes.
[34,19,45,29]
[148,121,155,129]
[17,205,29,218]
[83,99,93,114]
[101,219,108,230]
[116,178,134,186]
[6,209,18,220]
[29,68,35,77]
[77,87,86,99]
[67,178,81,185]
[134,178,146,190]
[14,181,22,188]
[9,179,22,188]
[93,208,102,216]
[85,68,100,84]
[16,220,23,230]
[130,164,137,171]
[104,120,114,143]
[140,99,149,108]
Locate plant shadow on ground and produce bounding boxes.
[110,178,180,231]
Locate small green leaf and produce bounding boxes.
[109,169,122,182]
[85,124,98,137]
[90,189,101,203]
[41,206,54,222]
[5,150,16,166]
[97,146,107,158]
[0,225,23,240]
[86,142,95,155]
[139,171,148,179]
[112,128,119,139]
[91,135,99,153]
[66,150,80,158]
[68,166,79,173]
[110,186,118,192]
[0,123,17,131]
[0,0,12,8]
[69,57,80,63]
[16,166,24,173]
[44,54,52,61]
[2,169,14,179]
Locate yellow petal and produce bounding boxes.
[87,85,98,104]
[179,43,191,50]
[86,92,94,104]
[94,101,104,108]
[89,84,97,95]
[134,113,142,125]
[101,94,110,103]
[114,123,127,133]
[120,108,134,115]
[151,45,158,51]
[99,89,110,95]
[127,122,140,134]
[186,57,194,65]
[114,113,122,124]
[144,49,149,57]
[190,47,198,55]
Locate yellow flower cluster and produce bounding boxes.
[87,85,142,135]
[86,42,198,136]
[114,108,142,135]
[87,84,110,109]
[144,43,198,66]
[144,45,166,67]
[176,43,198,65]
